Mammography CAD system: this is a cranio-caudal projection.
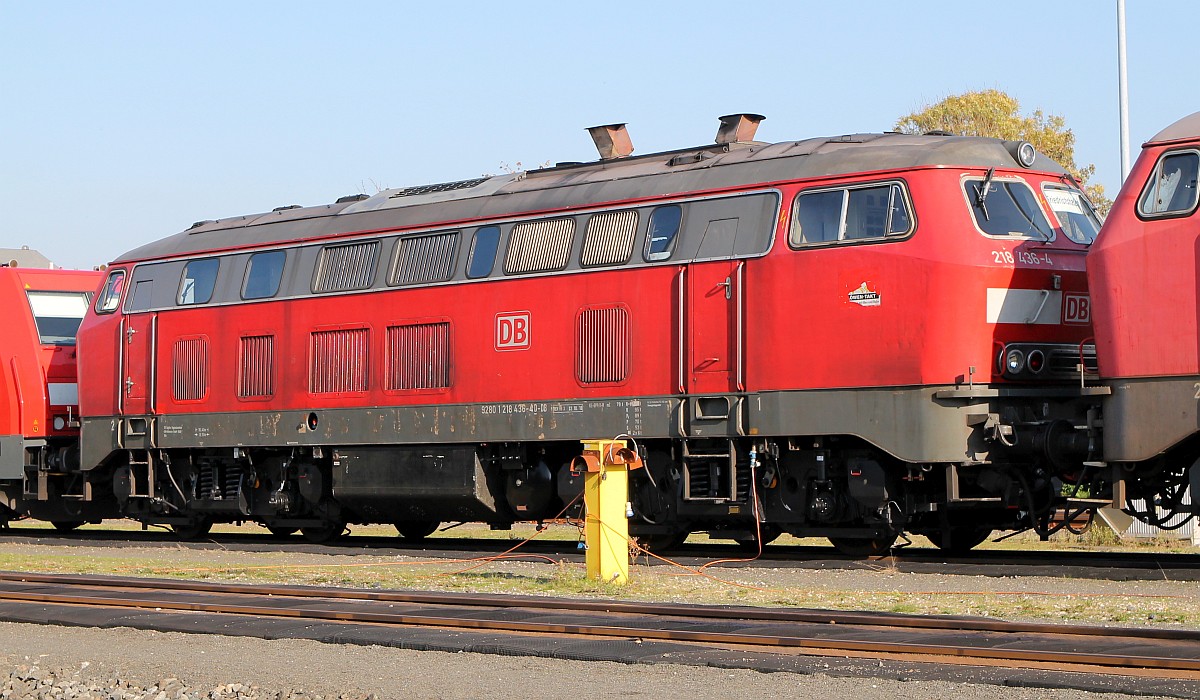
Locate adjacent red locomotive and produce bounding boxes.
[13,116,1112,552]
[1089,110,1200,529]
[0,265,105,526]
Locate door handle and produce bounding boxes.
[718,277,732,300]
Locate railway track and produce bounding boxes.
[0,571,1197,683]
[3,525,1198,581]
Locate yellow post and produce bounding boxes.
[577,439,642,585]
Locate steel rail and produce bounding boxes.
[0,571,1194,642]
[0,573,1198,676]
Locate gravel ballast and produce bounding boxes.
[0,622,1182,700]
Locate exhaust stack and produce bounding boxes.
[586,123,634,160]
[715,113,765,144]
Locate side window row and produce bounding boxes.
[99,204,687,312]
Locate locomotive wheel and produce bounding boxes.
[51,521,83,532]
[394,520,440,541]
[301,522,345,544]
[266,526,299,538]
[927,527,992,554]
[734,525,781,551]
[171,517,213,540]
[828,534,897,557]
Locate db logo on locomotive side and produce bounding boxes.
[1063,294,1091,324]
[496,311,531,350]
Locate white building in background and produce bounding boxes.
[0,246,54,268]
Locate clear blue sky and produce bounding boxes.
[2,1,1195,270]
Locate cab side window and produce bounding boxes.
[1138,151,1200,216]
[95,270,126,314]
[791,182,913,246]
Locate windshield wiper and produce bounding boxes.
[1010,190,1053,243]
[975,168,995,221]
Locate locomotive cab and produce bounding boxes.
[0,265,107,527]
[1089,111,1200,528]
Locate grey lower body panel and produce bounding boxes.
[0,435,24,480]
[81,384,1095,467]
[1103,376,1200,463]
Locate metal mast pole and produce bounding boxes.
[1118,0,1130,181]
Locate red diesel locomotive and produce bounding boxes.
[14,115,1110,552]
[0,266,105,526]
[1089,110,1200,529]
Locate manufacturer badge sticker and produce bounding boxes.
[848,282,881,307]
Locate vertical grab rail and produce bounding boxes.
[736,260,746,393]
[116,317,126,416]
[148,314,158,415]
[676,266,686,395]
[9,358,25,434]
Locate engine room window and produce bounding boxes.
[1042,185,1102,244]
[178,258,220,305]
[791,182,912,246]
[95,270,125,314]
[312,241,379,293]
[242,250,287,300]
[26,291,89,345]
[644,205,682,261]
[389,231,459,285]
[505,217,575,274]
[963,177,1054,240]
[1138,150,1199,217]
[467,226,501,279]
[582,209,638,267]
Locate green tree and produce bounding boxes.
[895,90,1110,215]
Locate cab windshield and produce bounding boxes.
[1042,184,1102,244]
[963,177,1055,241]
[26,291,90,346]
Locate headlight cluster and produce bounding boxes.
[999,343,1095,380]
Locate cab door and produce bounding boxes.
[120,312,157,417]
[686,259,743,394]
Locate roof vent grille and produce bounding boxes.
[389,177,488,199]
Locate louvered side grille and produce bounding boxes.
[577,306,629,383]
[386,322,451,390]
[172,336,209,401]
[313,241,379,292]
[238,334,275,398]
[310,328,370,394]
[505,218,575,274]
[390,232,459,285]
[581,210,638,266]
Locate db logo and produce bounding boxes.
[496,312,531,350]
[1063,294,1091,324]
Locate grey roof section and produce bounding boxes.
[114,132,1069,264]
[0,247,54,268]
[1148,111,1200,146]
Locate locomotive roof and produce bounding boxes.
[115,131,1067,264]
[1147,111,1200,146]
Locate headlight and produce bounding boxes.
[1005,348,1026,373]
[53,416,66,431]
